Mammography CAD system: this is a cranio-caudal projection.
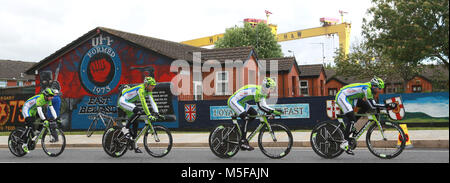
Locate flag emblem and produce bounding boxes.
[184,104,196,122]
[384,97,405,120]
[326,100,341,119]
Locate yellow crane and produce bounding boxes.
[180,12,351,55]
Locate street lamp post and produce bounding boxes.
[311,43,325,65]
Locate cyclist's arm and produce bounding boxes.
[48,105,57,119]
[364,87,385,109]
[36,97,51,120]
[37,106,47,120]
[257,97,274,113]
[138,88,152,116]
[148,93,159,114]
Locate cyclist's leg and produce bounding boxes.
[244,106,258,134]
[228,99,254,150]
[336,96,356,154]
[21,116,35,153]
[355,99,370,120]
[228,99,246,135]
[118,97,135,135]
[336,96,357,139]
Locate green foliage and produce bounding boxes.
[333,41,397,81]
[215,23,283,59]
[333,40,423,90]
[362,0,449,68]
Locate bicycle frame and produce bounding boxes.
[30,122,50,142]
[336,113,386,141]
[134,119,159,143]
[95,113,118,129]
[114,114,159,144]
[230,114,275,142]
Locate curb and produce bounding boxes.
[1,140,447,149]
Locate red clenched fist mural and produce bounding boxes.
[89,58,111,83]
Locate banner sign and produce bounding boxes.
[209,103,310,120]
[0,94,33,131]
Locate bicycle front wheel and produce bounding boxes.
[258,123,293,159]
[86,118,98,137]
[144,125,173,158]
[209,123,241,159]
[41,128,66,157]
[366,121,406,159]
[310,120,345,159]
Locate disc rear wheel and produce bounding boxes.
[209,123,241,159]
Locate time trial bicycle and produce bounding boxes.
[310,108,406,159]
[8,119,66,157]
[102,110,172,158]
[209,113,293,159]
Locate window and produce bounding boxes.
[0,80,6,88]
[328,88,338,96]
[215,71,229,95]
[299,80,309,96]
[193,71,202,100]
[193,81,203,100]
[17,81,24,86]
[412,85,422,93]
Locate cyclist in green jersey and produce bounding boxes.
[335,76,397,155]
[117,77,160,153]
[21,88,57,153]
[227,77,282,151]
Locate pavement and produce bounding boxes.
[0,130,448,148]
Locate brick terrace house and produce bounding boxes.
[298,64,327,97]
[324,69,372,96]
[176,46,261,101]
[0,60,35,88]
[325,64,449,97]
[263,57,302,98]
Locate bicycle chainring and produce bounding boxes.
[349,138,357,150]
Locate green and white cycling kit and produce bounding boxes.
[227,85,274,115]
[22,94,57,120]
[335,82,384,114]
[118,84,158,116]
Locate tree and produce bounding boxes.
[334,40,421,91]
[362,0,449,68]
[334,41,397,80]
[215,23,283,59]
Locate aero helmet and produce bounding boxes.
[144,76,156,86]
[42,88,55,97]
[370,76,385,89]
[262,77,276,89]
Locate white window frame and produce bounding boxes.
[328,88,338,96]
[299,80,309,96]
[215,71,229,95]
[0,80,7,88]
[193,81,203,100]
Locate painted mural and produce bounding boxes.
[36,33,178,130]
[380,92,449,124]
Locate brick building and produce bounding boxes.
[0,60,35,88]
[298,64,327,97]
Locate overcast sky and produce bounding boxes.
[0,0,373,65]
